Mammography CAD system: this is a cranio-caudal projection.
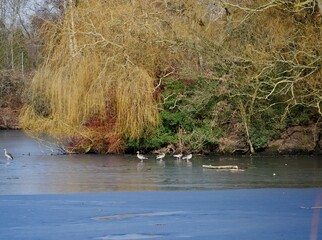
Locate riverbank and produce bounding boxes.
[0,107,21,129]
[2,123,321,155]
[0,189,321,240]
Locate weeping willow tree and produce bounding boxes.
[20,0,217,153]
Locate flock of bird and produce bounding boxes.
[3,148,191,163]
[136,151,192,162]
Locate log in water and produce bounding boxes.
[202,164,239,170]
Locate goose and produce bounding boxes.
[182,153,192,161]
[4,149,14,160]
[136,151,148,162]
[173,153,183,160]
[156,153,166,161]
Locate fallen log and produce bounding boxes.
[202,165,239,170]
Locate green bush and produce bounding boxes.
[125,77,224,152]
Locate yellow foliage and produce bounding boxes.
[21,0,321,152]
[21,0,217,152]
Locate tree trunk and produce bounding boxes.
[10,35,14,70]
[67,0,77,57]
[238,100,255,154]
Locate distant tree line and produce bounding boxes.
[0,0,64,108]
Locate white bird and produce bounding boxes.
[156,153,166,161]
[136,151,148,162]
[173,153,183,160]
[4,149,14,160]
[182,153,192,161]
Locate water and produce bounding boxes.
[0,130,321,194]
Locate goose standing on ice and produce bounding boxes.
[156,153,165,161]
[182,153,192,161]
[4,149,14,161]
[173,153,183,160]
[136,151,148,162]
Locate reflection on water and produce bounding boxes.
[0,130,322,194]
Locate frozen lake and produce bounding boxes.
[1,130,322,194]
[0,130,321,240]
